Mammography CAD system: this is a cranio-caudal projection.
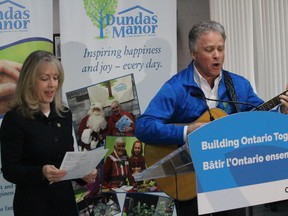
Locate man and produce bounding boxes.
[78,102,107,150]
[135,20,288,216]
[107,100,135,136]
[103,137,130,188]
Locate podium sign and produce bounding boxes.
[188,111,288,215]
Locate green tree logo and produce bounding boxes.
[83,0,118,39]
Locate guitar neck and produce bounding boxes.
[256,90,288,111]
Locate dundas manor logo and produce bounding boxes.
[0,0,30,32]
[83,0,158,39]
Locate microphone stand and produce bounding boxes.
[190,92,259,111]
[190,92,217,121]
[203,97,259,110]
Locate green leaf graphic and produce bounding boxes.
[83,0,118,39]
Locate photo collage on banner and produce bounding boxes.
[66,73,174,215]
[0,1,53,215]
[60,0,177,215]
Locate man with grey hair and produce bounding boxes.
[135,20,288,215]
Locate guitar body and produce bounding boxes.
[144,108,228,201]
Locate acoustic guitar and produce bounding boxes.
[144,90,288,201]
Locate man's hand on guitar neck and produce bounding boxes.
[280,84,288,114]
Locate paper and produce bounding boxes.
[60,147,108,181]
[111,185,133,192]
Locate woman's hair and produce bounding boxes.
[131,140,143,156]
[188,20,226,52]
[15,50,66,118]
[114,137,125,147]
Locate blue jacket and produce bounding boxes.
[135,62,264,145]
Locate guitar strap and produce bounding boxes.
[223,70,241,113]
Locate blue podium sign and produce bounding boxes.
[188,111,288,214]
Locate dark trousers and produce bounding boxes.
[174,198,246,216]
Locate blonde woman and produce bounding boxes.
[0,50,97,216]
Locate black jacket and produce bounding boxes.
[0,106,78,216]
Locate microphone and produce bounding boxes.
[190,91,216,121]
[190,91,259,110]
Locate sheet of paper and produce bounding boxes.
[60,147,108,181]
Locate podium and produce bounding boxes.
[188,111,288,214]
[134,111,288,215]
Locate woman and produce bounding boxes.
[128,140,146,187]
[0,50,97,216]
[103,137,129,188]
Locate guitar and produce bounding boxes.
[144,90,288,201]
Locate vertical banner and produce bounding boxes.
[60,0,176,215]
[0,1,53,215]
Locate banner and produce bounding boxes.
[60,0,176,111]
[188,111,288,215]
[60,0,177,215]
[0,1,53,215]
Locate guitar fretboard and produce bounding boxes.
[256,90,288,111]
